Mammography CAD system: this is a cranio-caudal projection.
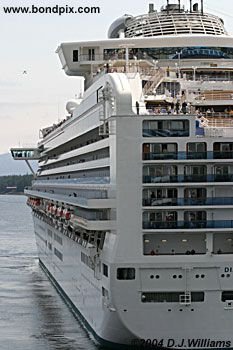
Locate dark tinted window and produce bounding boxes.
[141,292,204,303]
[222,291,233,302]
[117,268,135,280]
[73,50,79,62]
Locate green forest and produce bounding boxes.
[0,175,33,194]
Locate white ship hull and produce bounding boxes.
[11,2,233,347]
[33,214,233,349]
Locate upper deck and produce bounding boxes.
[57,0,232,79]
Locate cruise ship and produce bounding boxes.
[11,1,233,348]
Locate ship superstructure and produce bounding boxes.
[11,1,233,348]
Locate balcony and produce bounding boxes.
[143,129,189,138]
[143,197,233,206]
[143,153,178,160]
[11,147,40,160]
[71,215,115,231]
[143,151,233,161]
[143,175,233,183]
[143,220,233,230]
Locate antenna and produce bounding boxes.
[190,0,192,12]
[167,0,169,15]
[201,0,204,15]
[178,0,181,12]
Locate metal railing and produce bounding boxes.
[143,129,189,137]
[143,220,233,229]
[143,197,233,206]
[143,174,233,183]
[195,90,233,101]
[143,151,233,160]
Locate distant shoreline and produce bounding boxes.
[0,192,25,195]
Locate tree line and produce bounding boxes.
[0,175,33,193]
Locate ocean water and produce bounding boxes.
[0,195,105,350]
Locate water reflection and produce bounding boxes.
[0,195,108,350]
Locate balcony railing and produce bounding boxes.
[143,220,233,229]
[143,153,178,160]
[143,129,189,138]
[143,174,233,183]
[143,151,233,161]
[143,197,233,206]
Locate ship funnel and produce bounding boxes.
[149,3,155,13]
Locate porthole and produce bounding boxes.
[221,274,225,278]
[227,274,231,278]
[173,275,177,279]
[201,274,205,279]
[178,275,183,279]
[150,275,154,279]
[156,275,160,279]
[195,274,200,278]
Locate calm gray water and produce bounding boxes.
[0,195,106,350]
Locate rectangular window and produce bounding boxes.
[47,229,53,238]
[187,142,207,159]
[143,120,189,137]
[102,287,109,298]
[88,48,95,61]
[54,248,63,261]
[54,233,63,245]
[143,143,177,160]
[184,165,207,176]
[222,291,233,302]
[117,268,135,280]
[141,292,204,303]
[81,252,94,270]
[73,49,79,62]
[103,263,109,277]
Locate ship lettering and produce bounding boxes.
[187,339,200,347]
[224,267,233,273]
[167,339,175,347]
[187,339,231,348]
[177,339,185,347]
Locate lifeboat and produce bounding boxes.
[35,199,40,206]
[56,207,63,217]
[63,209,71,220]
[50,205,57,216]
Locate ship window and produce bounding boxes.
[103,263,109,277]
[102,287,109,298]
[88,48,95,61]
[54,247,63,261]
[47,229,53,238]
[143,120,189,137]
[141,292,204,303]
[117,268,135,280]
[187,142,207,153]
[222,291,233,302]
[54,233,63,245]
[73,49,79,62]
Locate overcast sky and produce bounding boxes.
[1,0,233,154]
